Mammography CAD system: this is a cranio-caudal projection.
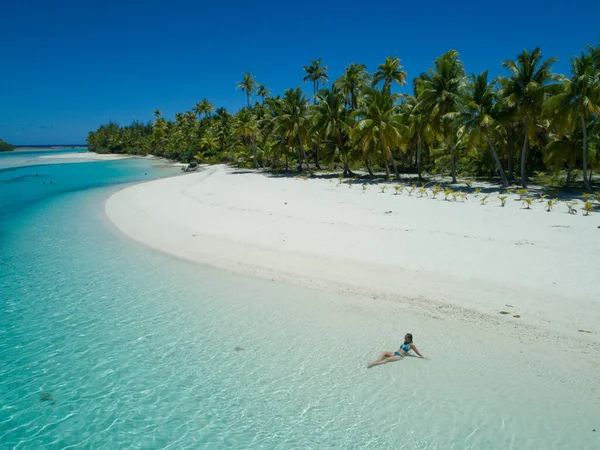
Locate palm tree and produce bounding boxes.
[197,98,214,119]
[457,71,509,187]
[256,84,270,104]
[544,52,599,191]
[353,87,404,180]
[237,73,257,107]
[334,63,371,110]
[234,108,260,168]
[303,59,329,103]
[312,88,356,177]
[214,108,235,159]
[273,88,311,170]
[500,47,559,188]
[373,56,407,92]
[417,50,466,183]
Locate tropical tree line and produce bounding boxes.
[87,45,600,191]
[0,138,16,152]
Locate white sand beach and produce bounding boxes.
[39,152,132,163]
[106,165,600,347]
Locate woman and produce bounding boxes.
[367,333,425,367]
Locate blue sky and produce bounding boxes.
[1,0,599,145]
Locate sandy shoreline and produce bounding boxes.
[105,165,600,346]
[38,152,133,162]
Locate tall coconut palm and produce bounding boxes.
[400,79,435,179]
[353,87,404,180]
[544,52,600,191]
[256,84,270,105]
[457,71,509,187]
[194,98,213,120]
[234,108,260,168]
[417,50,466,183]
[334,63,371,110]
[303,59,329,104]
[214,108,234,157]
[312,88,356,177]
[500,47,559,187]
[373,56,407,92]
[237,73,257,107]
[273,88,311,170]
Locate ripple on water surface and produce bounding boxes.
[0,163,598,449]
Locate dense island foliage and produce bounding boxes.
[88,45,600,191]
[0,138,16,152]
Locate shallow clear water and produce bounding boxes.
[0,155,598,449]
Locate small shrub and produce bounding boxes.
[408,184,417,196]
[517,189,528,200]
[566,202,577,214]
[480,195,489,205]
[583,201,593,216]
[539,194,548,202]
[458,192,467,202]
[380,186,387,194]
[474,187,481,197]
[418,187,428,197]
[394,185,403,195]
[444,187,453,200]
[498,195,507,207]
[546,198,558,212]
[451,191,460,201]
[522,198,534,209]
[583,193,591,201]
[431,185,442,199]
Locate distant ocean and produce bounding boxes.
[0,151,597,449]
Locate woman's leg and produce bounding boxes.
[368,352,395,366]
[368,356,402,367]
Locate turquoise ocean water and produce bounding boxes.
[1,151,598,449]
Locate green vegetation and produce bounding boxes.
[498,195,508,207]
[88,44,600,193]
[444,187,453,200]
[0,138,16,152]
[522,198,534,209]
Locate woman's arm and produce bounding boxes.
[410,344,425,359]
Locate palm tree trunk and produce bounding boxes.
[485,132,509,187]
[417,133,423,180]
[366,156,374,177]
[581,112,591,192]
[253,139,259,169]
[507,136,514,183]
[298,135,310,171]
[343,157,355,177]
[313,142,321,169]
[520,120,529,188]
[448,136,457,183]
[381,150,390,180]
[388,148,400,180]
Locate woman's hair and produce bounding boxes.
[404,333,413,344]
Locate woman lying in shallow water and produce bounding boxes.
[367,333,425,367]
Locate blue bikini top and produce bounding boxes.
[400,342,411,353]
